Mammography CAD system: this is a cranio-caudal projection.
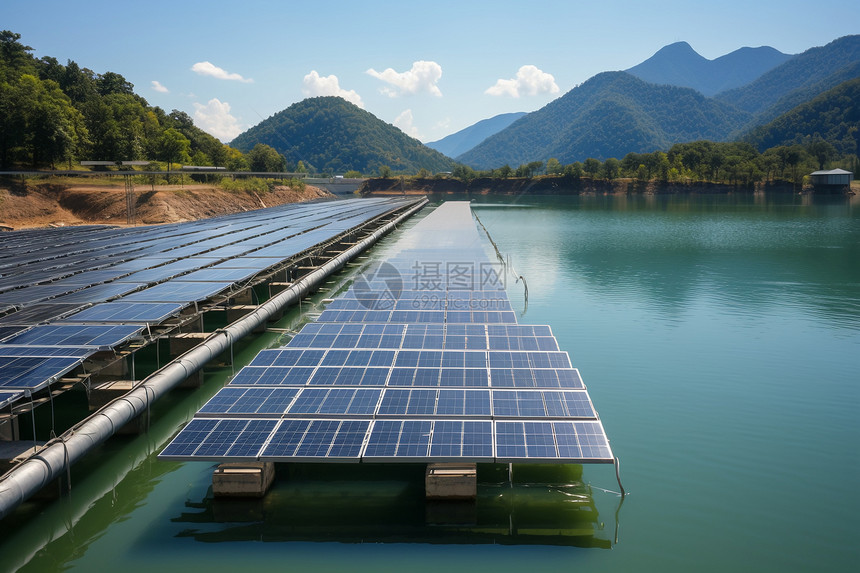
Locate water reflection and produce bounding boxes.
[170,463,613,548]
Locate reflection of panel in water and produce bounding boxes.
[172,463,611,548]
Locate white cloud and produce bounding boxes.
[191,61,253,83]
[485,65,559,98]
[193,98,243,142]
[366,60,442,97]
[302,71,364,108]
[393,109,420,139]
[151,80,169,93]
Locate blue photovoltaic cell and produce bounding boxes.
[488,351,572,369]
[493,420,612,461]
[429,420,493,459]
[308,367,389,386]
[0,345,93,358]
[489,368,584,389]
[198,387,300,416]
[250,348,326,367]
[3,324,143,349]
[173,268,260,283]
[61,302,184,324]
[0,356,82,390]
[491,390,595,418]
[50,282,147,304]
[287,388,381,416]
[363,420,432,459]
[182,418,278,459]
[260,419,371,460]
[0,304,87,326]
[228,366,314,386]
[377,388,492,417]
[120,281,233,303]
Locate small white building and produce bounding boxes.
[809,168,854,187]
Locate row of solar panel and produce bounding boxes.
[0,198,418,394]
[0,198,401,264]
[0,198,408,294]
[197,386,596,419]
[159,417,613,463]
[228,364,583,389]
[316,309,519,324]
[289,322,558,351]
[248,347,572,369]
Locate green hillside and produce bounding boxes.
[231,96,455,175]
[715,35,860,116]
[743,78,860,156]
[458,72,751,168]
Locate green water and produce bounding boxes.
[2,193,859,572]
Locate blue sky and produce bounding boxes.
[2,0,857,144]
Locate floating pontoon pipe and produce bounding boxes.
[0,198,427,520]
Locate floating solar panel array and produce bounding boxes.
[0,198,416,402]
[161,202,614,465]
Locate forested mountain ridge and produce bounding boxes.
[626,41,792,97]
[426,112,526,158]
[715,35,860,116]
[457,35,860,169]
[231,96,455,175]
[742,77,860,156]
[457,72,751,168]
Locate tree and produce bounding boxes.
[498,164,513,179]
[248,143,285,172]
[602,157,620,181]
[565,162,584,179]
[806,139,836,170]
[378,165,392,178]
[583,158,601,178]
[0,30,34,80]
[546,157,563,175]
[224,146,249,171]
[453,164,476,182]
[97,71,134,96]
[158,128,191,172]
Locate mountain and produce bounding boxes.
[425,112,526,158]
[626,41,792,97]
[715,35,860,117]
[742,77,860,155]
[457,72,751,168]
[230,96,455,175]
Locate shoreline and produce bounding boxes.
[360,176,856,196]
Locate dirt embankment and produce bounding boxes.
[0,181,334,230]
[360,176,803,196]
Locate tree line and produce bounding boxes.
[0,31,288,174]
[448,139,855,187]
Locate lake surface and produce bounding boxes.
[3,192,859,572]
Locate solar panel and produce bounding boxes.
[0,345,94,358]
[259,419,370,461]
[61,302,184,324]
[0,356,83,390]
[3,324,143,349]
[119,280,233,303]
[0,304,87,326]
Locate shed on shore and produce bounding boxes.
[810,168,854,187]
